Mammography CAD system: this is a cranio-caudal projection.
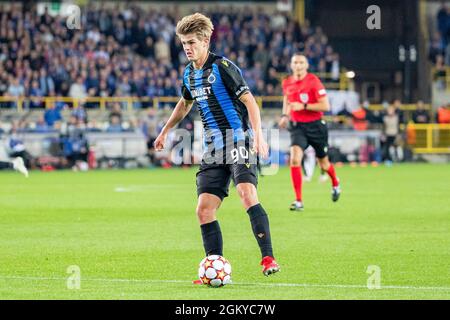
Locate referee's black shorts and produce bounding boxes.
[289,119,329,159]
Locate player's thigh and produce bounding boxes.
[196,164,232,201]
[308,120,329,159]
[289,125,308,166]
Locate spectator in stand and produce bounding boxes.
[429,32,446,63]
[437,3,449,44]
[39,68,55,96]
[0,3,341,101]
[351,103,369,131]
[107,114,124,133]
[437,104,450,123]
[44,101,64,127]
[6,77,25,108]
[434,55,448,90]
[412,100,431,124]
[72,104,88,124]
[392,99,406,124]
[69,76,87,100]
[29,80,44,108]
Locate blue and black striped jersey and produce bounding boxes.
[181,52,252,151]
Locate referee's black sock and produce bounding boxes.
[200,220,223,256]
[247,203,274,258]
[0,161,13,169]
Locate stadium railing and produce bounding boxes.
[0,97,430,113]
[406,123,450,154]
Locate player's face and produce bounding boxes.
[179,33,209,62]
[291,55,309,76]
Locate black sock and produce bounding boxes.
[200,220,223,256]
[247,203,274,258]
[0,161,13,170]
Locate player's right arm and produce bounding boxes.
[154,97,194,151]
[279,95,291,129]
[279,79,291,129]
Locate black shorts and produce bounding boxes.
[196,144,258,201]
[289,119,329,158]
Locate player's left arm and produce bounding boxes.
[218,59,269,158]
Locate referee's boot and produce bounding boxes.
[289,200,304,212]
[332,179,341,202]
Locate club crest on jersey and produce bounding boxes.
[207,73,216,84]
[299,93,309,103]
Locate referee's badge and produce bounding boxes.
[207,73,216,84]
[299,93,309,103]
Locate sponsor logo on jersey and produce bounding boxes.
[236,85,249,97]
[318,88,327,96]
[191,86,212,101]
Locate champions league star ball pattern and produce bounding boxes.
[198,255,232,287]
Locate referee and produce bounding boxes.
[279,53,341,211]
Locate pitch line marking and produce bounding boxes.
[1,275,450,292]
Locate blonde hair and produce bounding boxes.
[176,13,214,40]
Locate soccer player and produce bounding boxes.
[154,13,280,278]
[0,157,29,177]
[279,54,341,211]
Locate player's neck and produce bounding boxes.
[293,72,308,81]
[193,51,210,70]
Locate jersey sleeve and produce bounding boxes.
[181,66,194,100]
[181,84,193,100]
[311,76,327,100]
[217,59,250,99]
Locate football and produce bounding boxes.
[198,255,232,287]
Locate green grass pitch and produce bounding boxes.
[0,164,449,299]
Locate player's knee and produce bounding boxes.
[237,186,258,209]
[196,206,216,224]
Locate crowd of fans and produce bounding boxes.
[0,2,341,108]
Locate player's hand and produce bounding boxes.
[252,133,269,159]
[278,116,289,129]
[154,132,167,151]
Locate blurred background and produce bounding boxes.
[0,0,449,171]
